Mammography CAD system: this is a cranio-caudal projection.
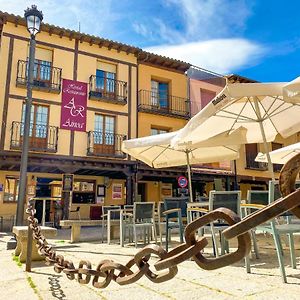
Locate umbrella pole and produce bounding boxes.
[186,151,194,202]
[253,97,275,181]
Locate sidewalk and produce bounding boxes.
[1,228,300,300]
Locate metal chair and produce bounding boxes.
[208,190,241,256]
[101,205,121,243]
[124,202,157,248]
[243,183,300,283]
[163,197,189,251]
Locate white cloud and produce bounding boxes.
[0,0,120,37]
[145,39,266,74]
[162,0,252,41]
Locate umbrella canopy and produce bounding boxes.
[256,142,300,165]
[122,127,246,169]
[122,127,246,202]
[172,77,300,179]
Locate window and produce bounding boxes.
[245,143,266,169]
[29,47,53,84]
[21,104,49,138]
[200,89,216,109]
[33,59,51,82]
[151,127,169,135]
[4,177,19,202]
[96,61,117,95]
[94,114,115,145]
[151,80,169,108]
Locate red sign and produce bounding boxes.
[178,176,188,188]
[60,79,87,131]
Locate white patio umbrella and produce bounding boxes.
[122,127,247,202]
[255,142,300,165]
[172,77,300,180]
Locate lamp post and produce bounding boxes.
[15,5,43,226]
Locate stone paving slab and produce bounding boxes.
[1,228,300,299]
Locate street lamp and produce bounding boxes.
[15,5,43,226]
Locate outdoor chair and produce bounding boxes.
[123,202,157,248]
[207,190,242,257]
[163,197,189,251]
[243,184,300,283]
[101,205,121,243]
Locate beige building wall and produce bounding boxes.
[0,19,137,218]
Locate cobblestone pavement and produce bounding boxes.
[1,227,300,300]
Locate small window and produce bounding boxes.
[96,61,117,94]
[151,127,169,135]
[151,80,169,107]
[200,88,216,109]
[4,177,19,203]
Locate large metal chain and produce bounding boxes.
[25,153,300,288]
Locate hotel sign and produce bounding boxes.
[60,79,87,131]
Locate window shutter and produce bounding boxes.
[34,47,53,62]
[97,61,116,73]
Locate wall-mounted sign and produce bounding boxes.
[112,183,122,200]
[60,79,87,131]
[62,174,74,192]
[178,176,188,188]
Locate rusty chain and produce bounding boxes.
[25,154,300,288]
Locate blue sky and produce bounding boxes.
[1,0,299,82]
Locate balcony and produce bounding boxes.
[16,60,62,93]
[87,131,126,158]
[10,121,58,153]
[138,90,190,118]
[89,75,127,105]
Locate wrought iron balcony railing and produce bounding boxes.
[89,75,127,104]
[87,131,126,158]
[138,90,190,118]
[10,121,58,153]
[16,60,62,93]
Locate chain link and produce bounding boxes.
[25,153,300,288]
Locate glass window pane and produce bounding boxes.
[151,128,158,135]
[94,115,103,144]
[96,69,105,89]
[106,72,115,93]
[105,116,114,145]
[159,82,168,108]
[35,106,48,138]
[151,80,159,105]
[40,61,51,81]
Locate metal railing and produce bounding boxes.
[16,60,62,92]
[87,131,126,158]
[89,75,127,104]
[138,90,190,118]
[10,121,58,152]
